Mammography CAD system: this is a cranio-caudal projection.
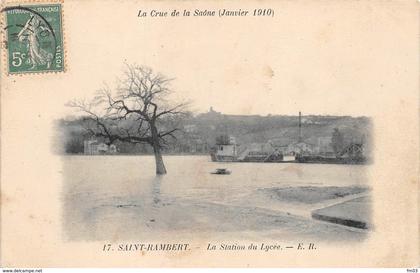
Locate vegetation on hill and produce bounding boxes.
[57,110,372,155]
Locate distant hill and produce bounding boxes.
[187,109,371,147]
[56,109,372,155]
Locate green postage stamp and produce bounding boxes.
[3,3,64,74]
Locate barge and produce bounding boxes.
[210,137,366,165]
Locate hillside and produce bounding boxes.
[57,110,372,155]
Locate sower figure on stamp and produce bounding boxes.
[17,15,53,69]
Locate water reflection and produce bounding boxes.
[151,175,163,208]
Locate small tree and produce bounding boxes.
[68,64,189,175]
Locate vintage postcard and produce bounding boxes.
[0,0,418,268]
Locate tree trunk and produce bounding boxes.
[151,123,167,175]
[153,144,167,175]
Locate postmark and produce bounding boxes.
[2,3,64,74]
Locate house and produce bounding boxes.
[210,135,238,161]
[215,143,237,157]
[84,139,117,155]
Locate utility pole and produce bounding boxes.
[298,111,302,142]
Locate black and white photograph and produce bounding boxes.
[58,64,373,242]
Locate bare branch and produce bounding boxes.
[66,63,189,158]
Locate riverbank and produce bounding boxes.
[312,196,372,229]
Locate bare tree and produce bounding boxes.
[67,64,189,175]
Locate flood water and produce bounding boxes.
[62,155,370,242]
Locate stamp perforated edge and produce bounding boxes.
[0,0,67,76]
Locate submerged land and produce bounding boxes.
[62,156,371,242]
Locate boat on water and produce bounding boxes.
[210,138,367,165]
[211,168,231,175]
[209,117,367,165]
[210,138,293,163]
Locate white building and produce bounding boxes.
[215,143,237,157]
[211,135,238,161]
[84,140,117,155]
